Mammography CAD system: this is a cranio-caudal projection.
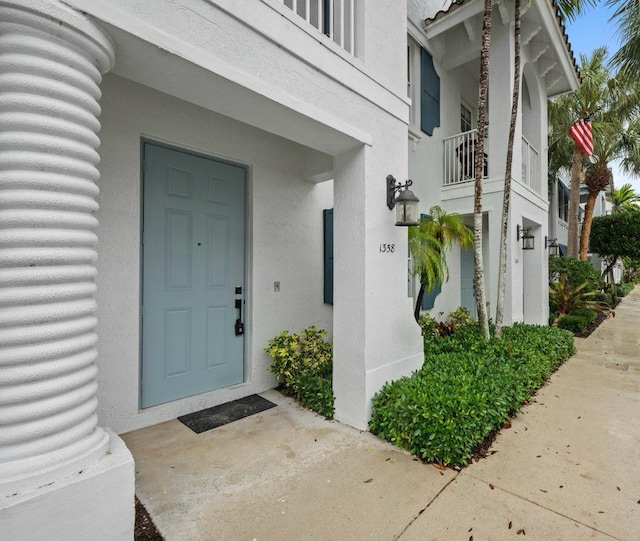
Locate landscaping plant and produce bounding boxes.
[549,274,610,326]
[264,326,334,419]
[369,324,575,467]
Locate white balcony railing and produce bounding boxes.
[443,129,488,186]
[521,136,541,195]
[280,0,356,55]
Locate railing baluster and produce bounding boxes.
[349,0,355,54]
[318,0,322,32]
[329,0,334,41]
[339,0,345,48]
[305,0,310,23]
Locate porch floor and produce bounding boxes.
[122,390,456,540]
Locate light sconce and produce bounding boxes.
[517,224,535,250]
[545,236,559,256]
[386,175,420,227]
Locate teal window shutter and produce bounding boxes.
[421,283,442,310]
[420,48,440,136]
[323,209,333,304]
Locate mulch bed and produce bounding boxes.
[466,301,621,465]
[135,497,163,541]
[574,297,620,338]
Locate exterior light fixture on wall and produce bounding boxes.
[545,236,559,256]
[386,174,419,226]
[516,224,534,250]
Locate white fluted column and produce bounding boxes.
[0,0,115,493]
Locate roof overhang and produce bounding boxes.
[424,0,580,96]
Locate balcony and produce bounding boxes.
[443,129,488,187]
[521,136,541,195]
[280,0,356,55]
[443,131,542,197]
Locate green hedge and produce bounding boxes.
[616,282,634,297]
[557,314,589,333]
[369,324,575,466]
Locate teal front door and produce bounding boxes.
[460,248,477,319]
[141,143,246,408]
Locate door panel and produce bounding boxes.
[142,143,245,408]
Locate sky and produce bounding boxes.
[564,2,640,194]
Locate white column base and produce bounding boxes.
[1,430,135,541]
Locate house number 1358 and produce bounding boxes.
[379,243,395,253]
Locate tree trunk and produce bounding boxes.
[495,0,520,338]
[414,283,425,323]
[567,143,583,258]
[474,0,492,340]
[578,192,596,260]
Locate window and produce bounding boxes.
[460,103,472,133]
[558,182,569,222]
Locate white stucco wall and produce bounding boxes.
[406,5,552,326]
[95,75,334,433]
[63,0,423,431]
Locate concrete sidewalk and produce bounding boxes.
[123,289,640,541]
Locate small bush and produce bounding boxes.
[593,291,613,304]
[616,282,634,297]
[369,324,575,466]
[447,306,475,328]
[557,314,588,333]
[265,326,334,419]
[568,307,597,324]
[293,372,335,419]
[549,256,600,291]
[417,313,439,338]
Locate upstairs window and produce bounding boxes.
[460,103,473,133]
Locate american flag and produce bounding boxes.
[569,117,593,156]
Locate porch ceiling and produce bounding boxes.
[99,22,370,157]
[424,0,579,97]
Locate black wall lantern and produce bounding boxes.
[517,224,534,250]
[545,236,559,256]
[386,175,419,226]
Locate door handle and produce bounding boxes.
[234,298,244,336]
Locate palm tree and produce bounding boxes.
[548,48,614,258]
[473,0,492,340]
[579,116,640,259]
[409,206,473,322]
[495,0,521,338]
[609,183,640,212]
[608,0,640,80]
[556,0,640,85]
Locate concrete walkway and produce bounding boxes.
[123,289,640,540]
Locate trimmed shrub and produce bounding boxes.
[369,324,575,466]
[557,314,589,333]
[549,256,600,291]
[616,282,634,297]
[568,307,597,324]
[265,326,334,419]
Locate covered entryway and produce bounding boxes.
[141,142,246,407]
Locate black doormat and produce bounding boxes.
[178,394,277,434]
